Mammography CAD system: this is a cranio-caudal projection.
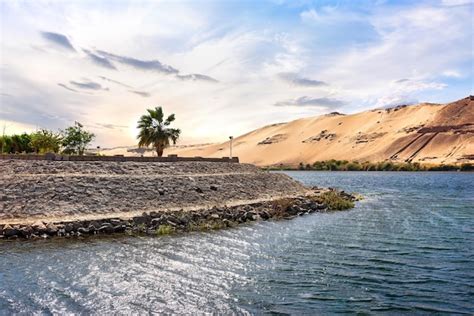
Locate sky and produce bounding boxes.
[0,0,473,147]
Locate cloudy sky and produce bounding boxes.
[1,0,472,147]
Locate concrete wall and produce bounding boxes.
[0,153,239,163]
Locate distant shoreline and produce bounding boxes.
[263,160,474,172]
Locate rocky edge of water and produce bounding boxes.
[0,188,358,240]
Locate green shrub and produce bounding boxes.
[266,160,469,172]
[313,191,354,210]
[30,129,62,153]
[156,225,175,235]
[61,122,95,155]
[460,163,474,171]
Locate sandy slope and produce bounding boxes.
[103,96,474,166]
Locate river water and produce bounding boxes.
[1,172,473,315]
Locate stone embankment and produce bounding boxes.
[0,160,357,240]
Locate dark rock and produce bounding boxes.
[3,224,19,238]
[245,212,257,221]
[151,217,164,226]
[32,221,47,234]
[98,223,114,234]
[46,223,58,235]
[113,225,127,233]
[89,221,101,230]
[210,185,218,191]
[166,219,179,227]
[195,187,204,194]
[260,211,270,220]
[220,212,231,220]
[72,222,83,231]
[286,206,299,216]
[238,216,247,223]
[158,189,165,196]
[19,226,33,238]
[179,214,191,224]
[64,223,74,233]
[133,215,150,225]
[77,227,90,234]
[110,218,122,225]
[314,202,326,210]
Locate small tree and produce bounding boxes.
[61,121,95,155]
[0,135,12,154]
[137,106,181,157]
[30,129,62,153]
[10,133,33,153]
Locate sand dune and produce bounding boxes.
[104,96,474,166]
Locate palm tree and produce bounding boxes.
[137,106,181,157]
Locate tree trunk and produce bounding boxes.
[156,145,164,157]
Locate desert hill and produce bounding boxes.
[164,96,473,166]
[101,96,473,166]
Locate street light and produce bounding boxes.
[229,136,233,159]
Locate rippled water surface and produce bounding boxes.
[1,172,473,314]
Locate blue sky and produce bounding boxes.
[1,0,472,146]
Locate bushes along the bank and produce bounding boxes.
[264,160,473,172]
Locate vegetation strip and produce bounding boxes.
[265,160,474,171]
[0,189,358,240]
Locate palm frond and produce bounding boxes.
[136,106,180,155]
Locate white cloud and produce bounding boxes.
[374,95,419,108]
[441,0,473,6]
[300,6,364,24]
[442,70,462,78]
[300,8,319,22]
[313,3,471,108]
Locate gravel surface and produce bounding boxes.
[0,160,309,223]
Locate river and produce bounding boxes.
[1,172,473,314]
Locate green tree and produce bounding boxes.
[346,161,362,171]
[30,129,62,153]
[10,133,33,153]
[61,121,95,155]
[460,163,474,171]
[137,106,181,157]
[0,135,12,153]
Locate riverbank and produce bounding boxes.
[264,160,474,171]
[0,160,357,240]
[0,189,357,240]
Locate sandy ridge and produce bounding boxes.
[151,96,473,166]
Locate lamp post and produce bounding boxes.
[229,136,233,159]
